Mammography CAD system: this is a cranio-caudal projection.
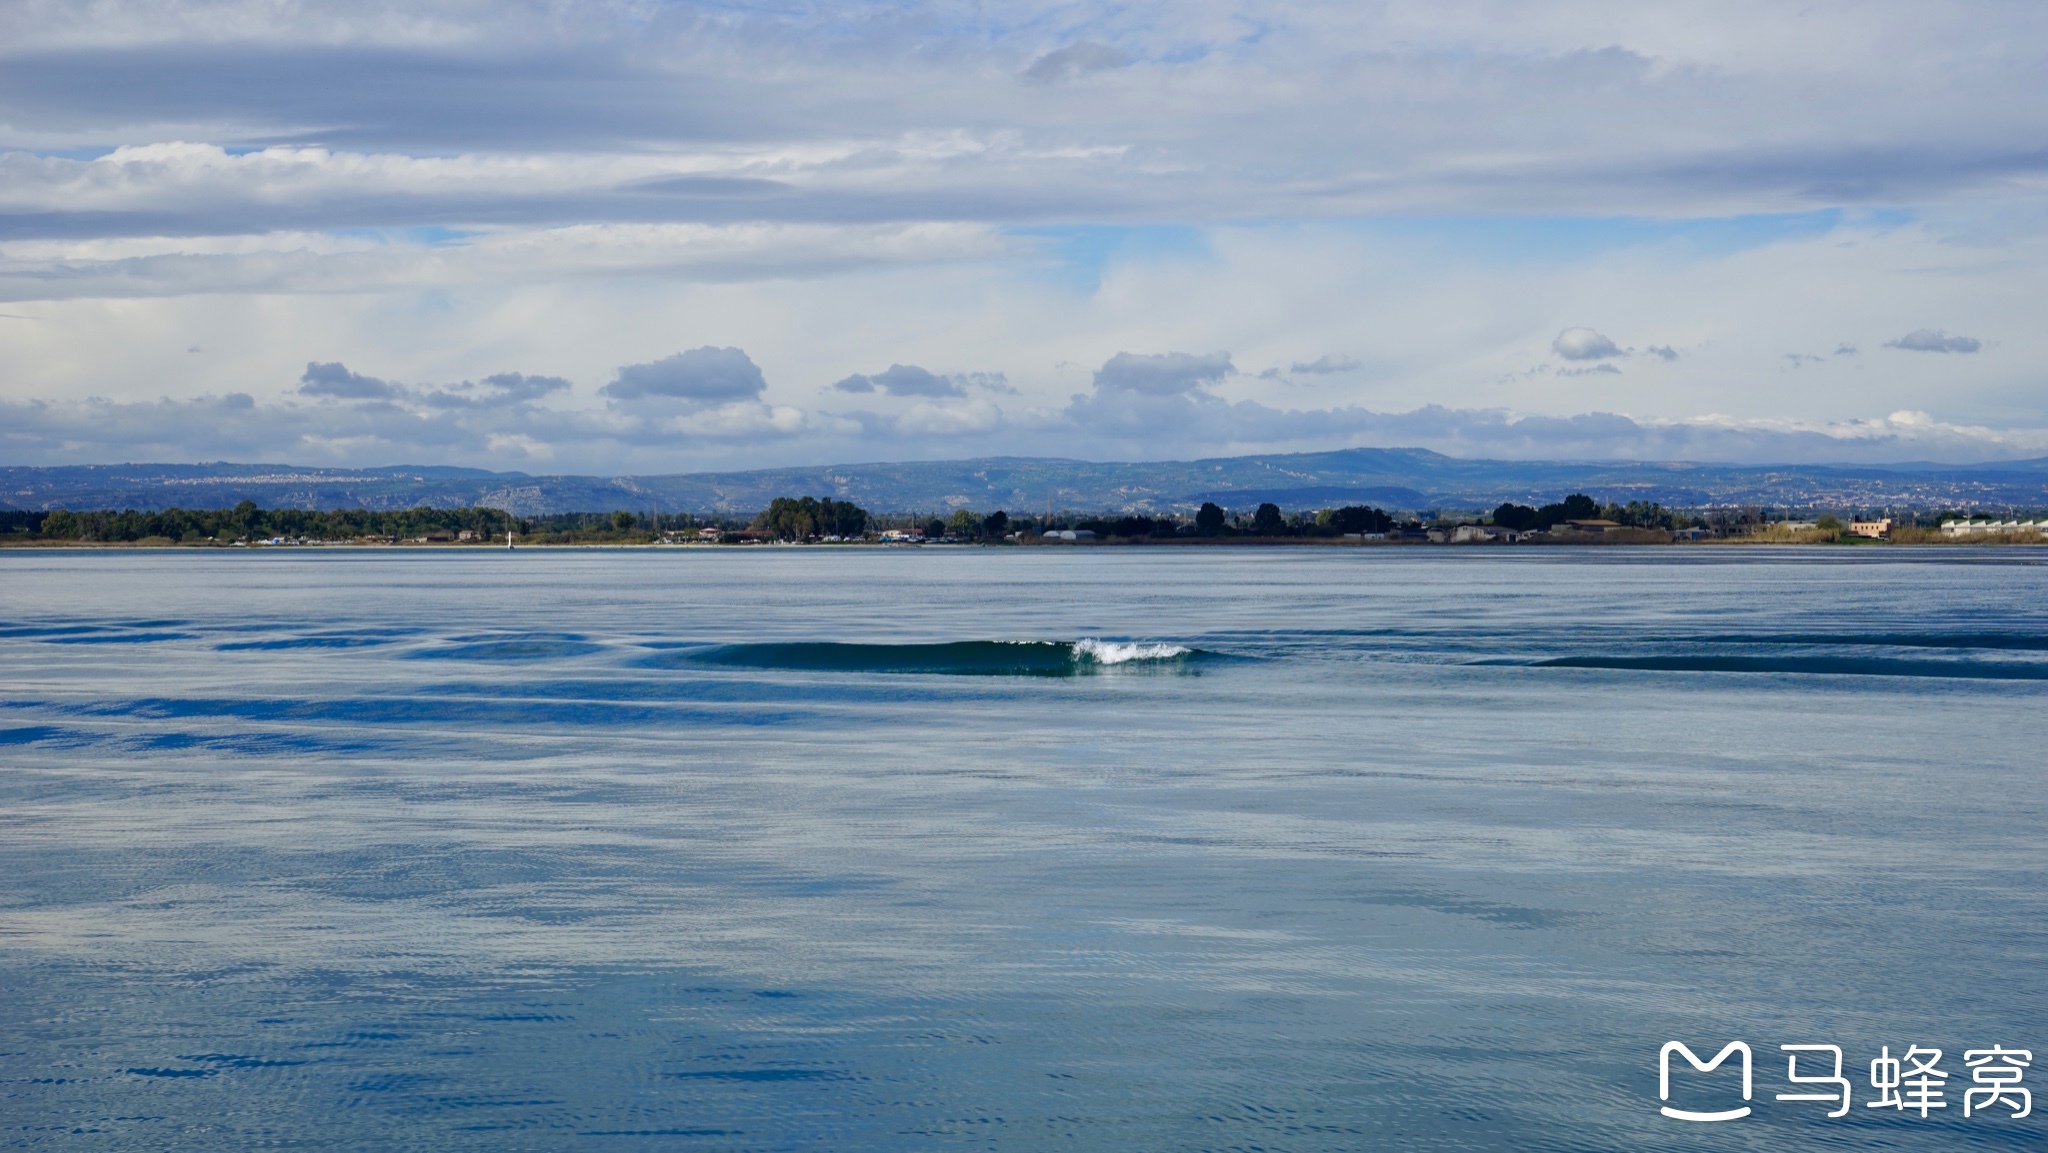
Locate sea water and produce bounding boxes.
[1,547,2044,1151]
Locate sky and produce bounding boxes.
[1,0,2046,473]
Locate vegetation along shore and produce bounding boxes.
[4,494,2044,548]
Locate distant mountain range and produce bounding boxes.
[6,449,2048,515]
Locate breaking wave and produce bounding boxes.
[679,640,1207,676]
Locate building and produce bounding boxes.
[1562,519,1625,533]
[1847,518,1891,539]
[1451,524,1523,543]
[1942,519,2048,536]
[1041,529,1096,541]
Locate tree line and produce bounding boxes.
[1489,495,1693,531]
[12,502,518,543]
[0,498,1408,543]
[19,492,1961,547]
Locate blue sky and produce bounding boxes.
[0,0,2045,471]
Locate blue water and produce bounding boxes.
[2,548,2045,1150]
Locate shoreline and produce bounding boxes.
[4,536,2044,551]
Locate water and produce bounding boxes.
[2,547,2045,1151]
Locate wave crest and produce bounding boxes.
[1072,639,1193,665]
[677,639,1205,676]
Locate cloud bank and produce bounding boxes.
[11,349,2042,474]
[0,2,2045,473]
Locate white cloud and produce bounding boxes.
[1552,327,1622,361]
[1885,329,1981,353]
[893,398,1004,435]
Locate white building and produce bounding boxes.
[1451,524,1523,543]
[1941,519,2048,536]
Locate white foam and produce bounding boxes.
[1072,639,1193,665]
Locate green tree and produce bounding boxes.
[1326,505,1394,534]
[1195,502,1226,533]
[983,510,1010,537]
[1492,503,1538,531]
[1253,502,1285,534]
[1533,493,1601,530]
[1111,515,1157,537]
[230,499,261,539]
[751,496,869,540]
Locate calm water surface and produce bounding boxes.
[2,548,2045,1151]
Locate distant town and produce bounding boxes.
[3,494,2044,547]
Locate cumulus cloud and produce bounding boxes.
[1646,345,1678,361]
[1093,351,1235,396]
[1023,42,1127,84]
[1552,328,1623,361]
[602,347,766,403]
[299,361,400,400]
[1066,351,1254,438]
[1885,329,1981,353]
[832,364,966,398]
